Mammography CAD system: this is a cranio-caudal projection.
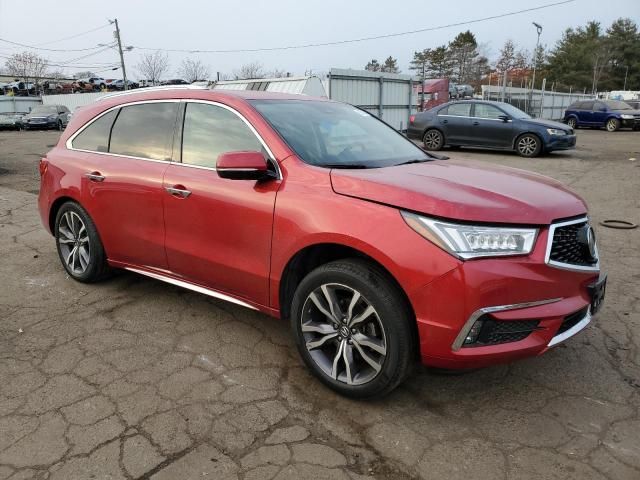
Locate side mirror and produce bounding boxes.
[498,115,511,122]
[216,151,275,181]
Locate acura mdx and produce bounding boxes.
[38,88,606,397]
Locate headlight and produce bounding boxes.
[547,128,567,135]
[401,212,538,259]
[620,114,634,119]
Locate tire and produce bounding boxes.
[290,259,415,398]
[56,120,63,131]
[566,117,577,129]
[606,118,620,132]
[54,201,109,283]
[515,133,542,157]
[423,129,444,150]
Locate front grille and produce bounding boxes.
[557,307,589,335]
[549,221,596,267]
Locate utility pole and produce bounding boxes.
[531,22,543,93]
[112,19,128,91]
[421,61,425,111]
[623,65,629,91]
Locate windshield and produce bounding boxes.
[603,100,632,110]
[30,106,58,115]
[496,103,531,119]
[251,100,430,168]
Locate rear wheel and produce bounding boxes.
[55,202,109,283]
[606,118,620,132]
[290,259,415,398]
[516,134,542,157]
[423,129,444,150]
[566,117,577,129]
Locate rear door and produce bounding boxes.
[469,103,513,148]
[593,101,608,126]
[436,103,472,144]
[70,101,179,268]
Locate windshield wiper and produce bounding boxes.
[395,155,445,166]
[324,163,370,169]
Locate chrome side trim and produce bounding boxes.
[545,216,600,273]
[124,267,258,311]
[451,298,563,351]
[548,308,591,347]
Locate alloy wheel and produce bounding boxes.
[606,119,618,132]
[567,118,576,129]
[300,283,387,386]
[57,211,91,275]
[517,135,538,156]
[423,130,442,150]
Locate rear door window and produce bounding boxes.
[441,103,471,117]
[581,101,595,111]
[71,109,118,153]
[109,103,179,161]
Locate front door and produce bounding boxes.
[470,103,514,148]
[162,101,280,306]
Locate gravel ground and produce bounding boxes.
[0,128,639,480]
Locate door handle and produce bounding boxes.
[442,119,448,124]
[165,186,191,198]
[472,121,480,126]
[85,172,105,182]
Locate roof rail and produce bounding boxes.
[96,85,208,102]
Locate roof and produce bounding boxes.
[216,76,313,85]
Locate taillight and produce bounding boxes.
[39,158,48,177]
[409,115,415,124]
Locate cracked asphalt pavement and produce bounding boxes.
[0,129,639,480]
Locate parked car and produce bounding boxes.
[455,84,474,98]
[111,79,139,90]
[563,99,640,131]
[0,112,24,130]
[624,100,640,110]
[38,89,604,397]
[408,100,576,157]
[76,77,107,90]
[23,105,70,130]
[160,79,189,86]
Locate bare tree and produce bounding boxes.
[233,61,265,80]
[136,51,169,85]
[178,58,211,82]
[4,51,49,87]
[268,68,288,78]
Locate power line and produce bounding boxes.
[0,38,108,52]
[32,24,111,46]
[132,0,575,54]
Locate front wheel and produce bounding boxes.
[566,117,577,129]
[606,118,620,132]
[54,202,109,283]
[516,134,542,157]
[57,120,63,131]
[423,129,444,150]
[290,259,415,398]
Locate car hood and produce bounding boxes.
[330,160,587,224]
[521,118,571,130]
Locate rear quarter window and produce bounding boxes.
[71,109,118,153]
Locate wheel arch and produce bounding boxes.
[512,130,543,151]
[278,242,420,358]
[48,195,77,234]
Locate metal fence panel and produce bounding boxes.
[481,85,594,120]
[328,68,416,130]
[0,96,41,114]
[42,92,110,111]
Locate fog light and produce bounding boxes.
[463,320,483,345]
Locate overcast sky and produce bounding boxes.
[0,0,638,79]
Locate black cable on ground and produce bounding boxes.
[599,220,638,230]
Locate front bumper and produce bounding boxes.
[545,134,576,151]
[25,120,57,129]
[410,225,600,370]
[620,118,640,129]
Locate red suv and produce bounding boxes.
[38,88,606,397]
